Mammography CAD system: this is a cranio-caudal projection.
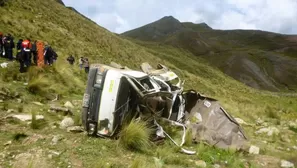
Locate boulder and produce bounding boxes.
[255,127,279,136]
[60,117,74,129]
[249,145,260,155]
[50,105,72,115]
[9,114,44,122]
[7,109,17,113]
[64,101,74,109]
[280,160,294,168]
[67,126,83,133]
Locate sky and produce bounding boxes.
[62,0,297,34]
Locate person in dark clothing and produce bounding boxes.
[3,34,15,60]
[67,55,75,65]
[44,45,54,66]
[21,39,32,67]
[16,39,23,61]
[0,32,3,57]
[31,40,37,65]
[19,48,27,73]
[83,58,89,73]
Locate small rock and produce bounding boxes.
[13,92,20,98]
[51,135,63,145]
[4,141,12,146]
[60,117,74,129]
[50,105,72,115]
[49,150,60,156]
[195,160,207,168]
[23,83,28,86]
[9,114,44,122]
[289,122,297,129]
[213,164,221,168]
[262,141,268,144]
[48,154,53,159]
[281,160,294,168]
[67,126,83,133]
[17,99,22,103]
[281,135,291,143]
[292,146,297,150]
[249,145,260,155]
[255,127,279,136]
[7,109,16,113]
[0,100,3,103]
[235,118,248,125]
[64,101,74,109]
[256,118,264,125]
[32,102,44,106]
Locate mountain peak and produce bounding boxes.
[121,16,184,41]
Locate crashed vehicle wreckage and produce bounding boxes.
[81,62,248,154]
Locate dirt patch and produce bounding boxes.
[13,149,50,168]
[252,155,281,168]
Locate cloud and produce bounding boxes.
[62,0,297,34]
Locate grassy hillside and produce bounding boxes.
[121,16,297,92]
[1,1,297,168]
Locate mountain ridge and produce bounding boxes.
[121,16,297,92]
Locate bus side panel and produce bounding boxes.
[98,70,122,134]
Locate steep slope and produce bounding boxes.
[1,1,297,168]
[122,16,297,92]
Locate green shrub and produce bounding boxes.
[12,132,28,141]
[27,75,50,95]
[118,119,152,152]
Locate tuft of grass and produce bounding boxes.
[27,74,50,95]
[184,128,193,146]
[129,157,147,168]
[118,119,152,152]
[17,105,24,113]
[73,111,82,126]
[289,126,297,133]
[30,111,47,129]
[31,111,38,129]
[265,105,280,120]
[196,142,245,167]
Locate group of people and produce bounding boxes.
[0,33,15,61]
[1,32,58,72]
[67,55,90,73]
[1,32,90,74]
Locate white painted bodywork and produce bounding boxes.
[98,70,123,134]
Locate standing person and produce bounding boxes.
[19,46,26,73]
[78,57,83,70]
[21,39,32,67]
[44,44,54,66]
[0,32,3,57]
[31,40,38,65]
[3,33,15,60]
[66,55,75,65]
[83,58,89,73]
[16,39,23,61]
